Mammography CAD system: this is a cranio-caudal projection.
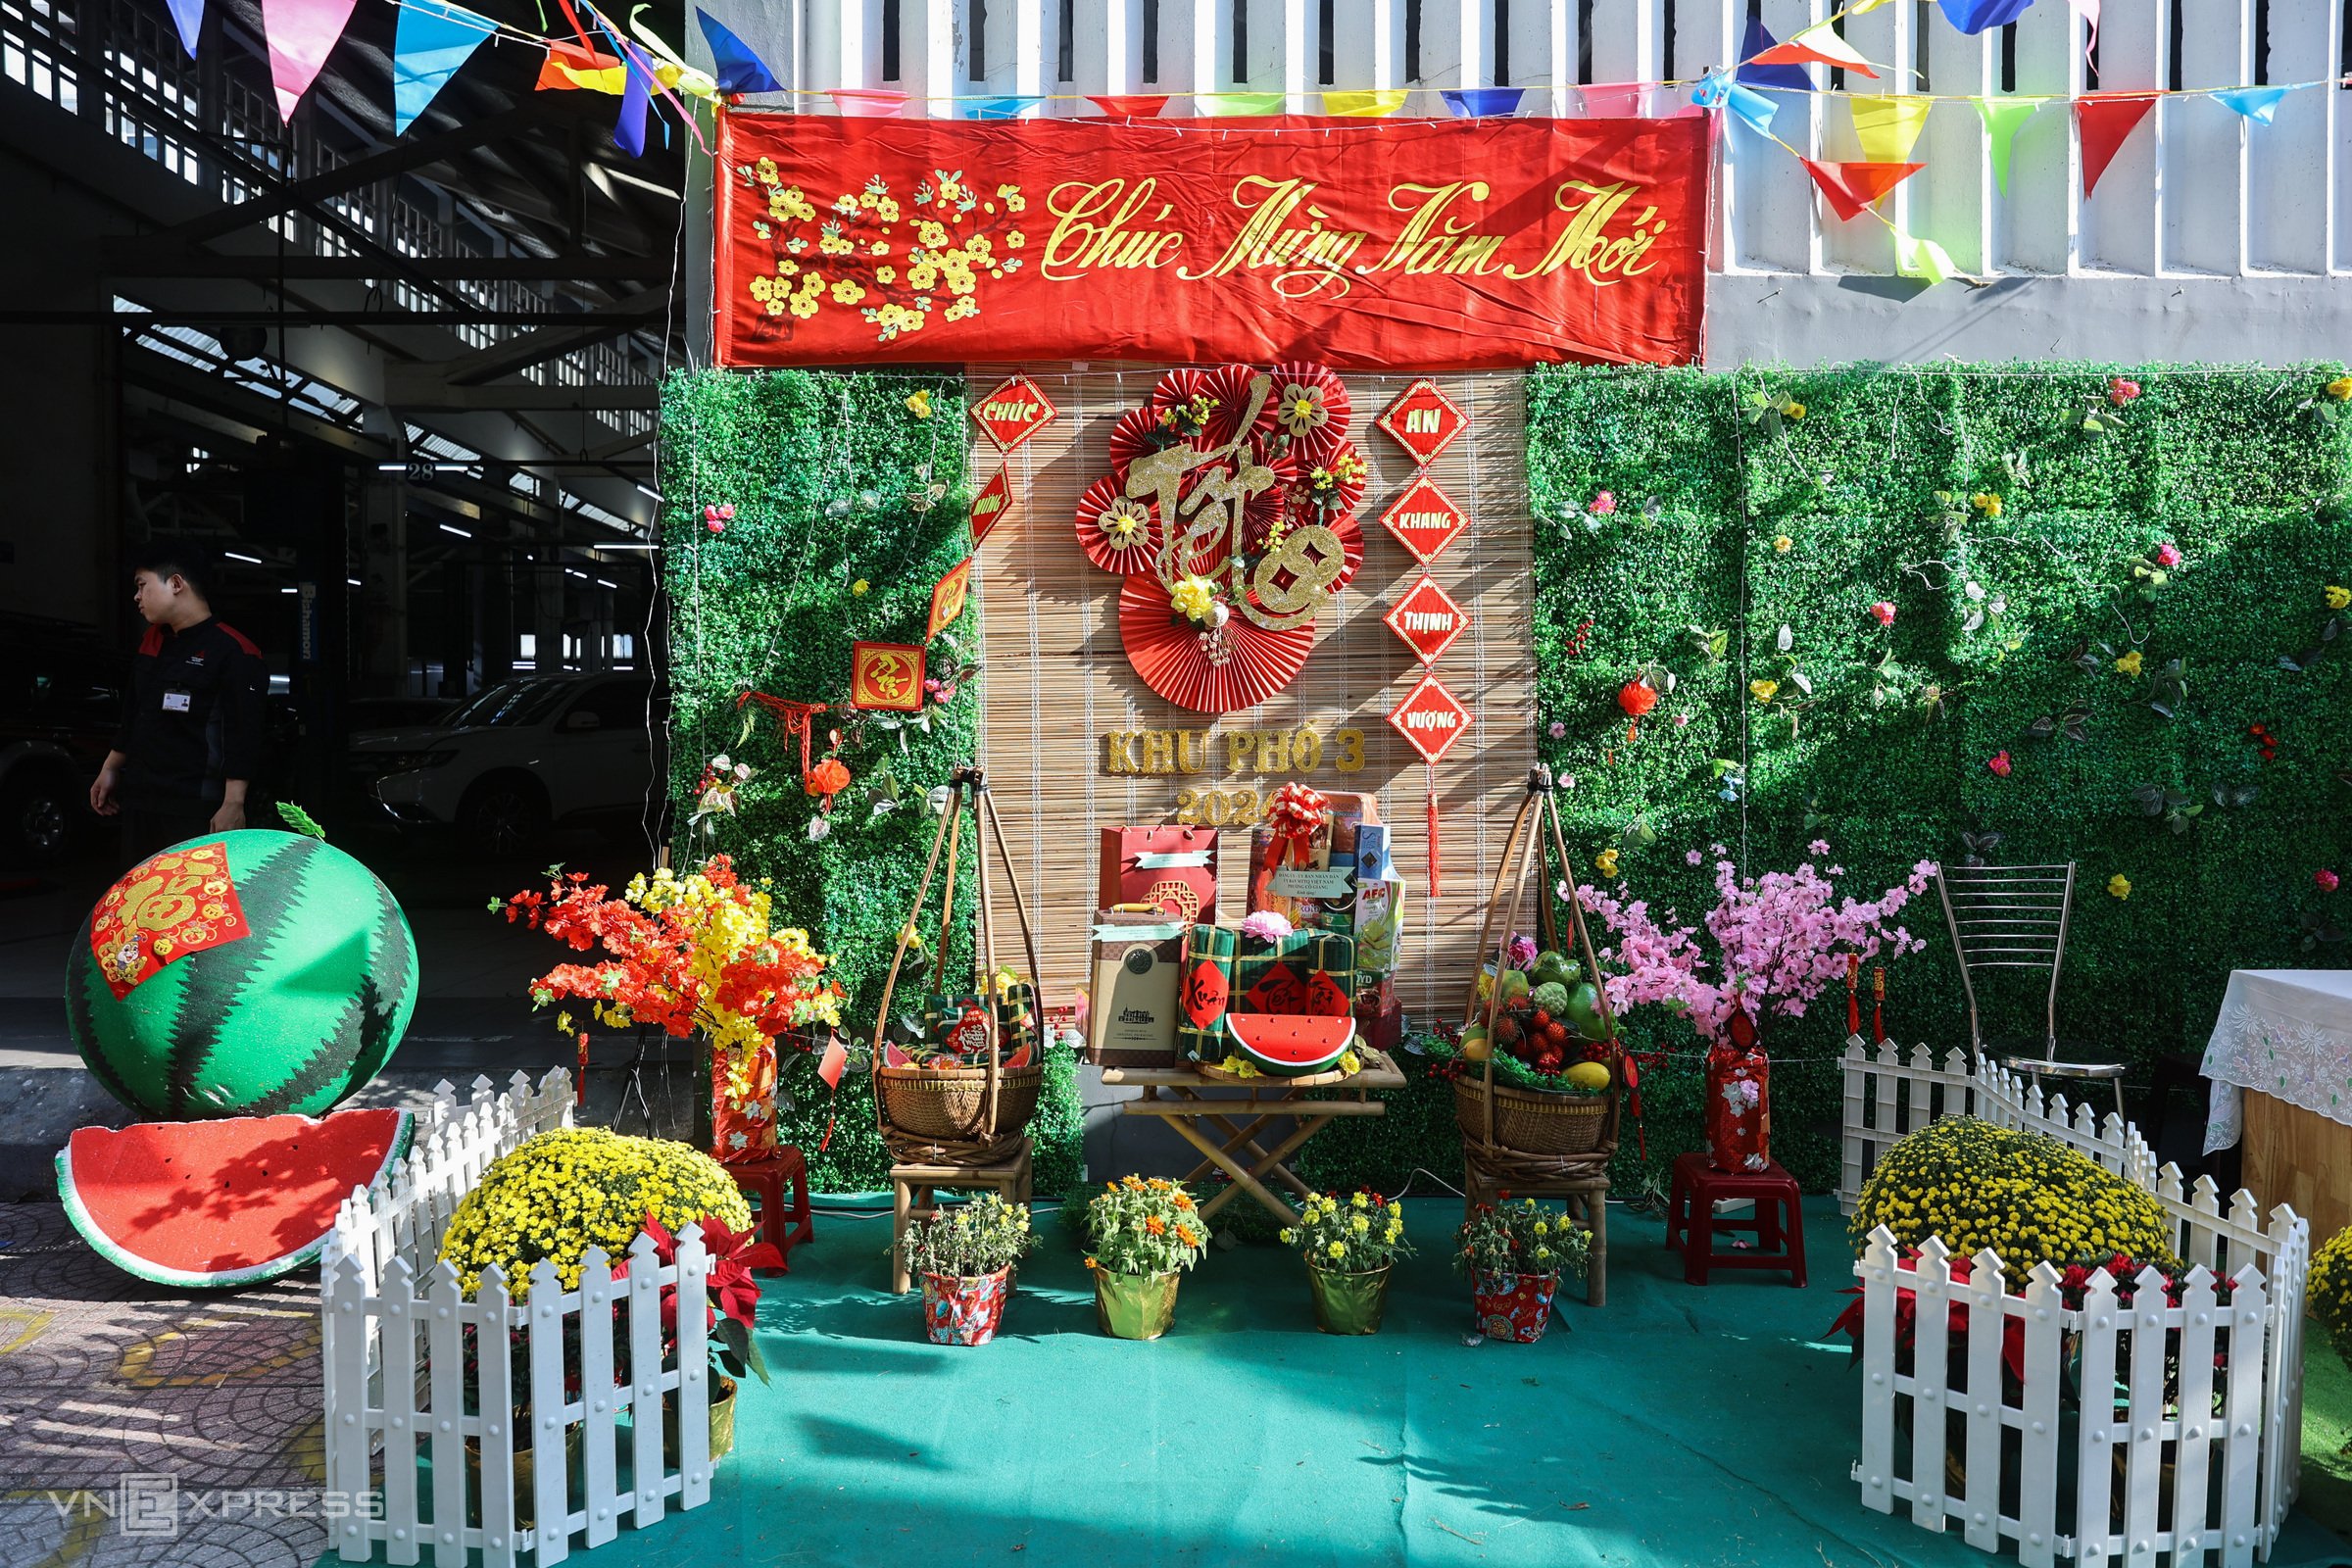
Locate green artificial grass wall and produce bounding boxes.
[658,368,1083,1195]
[1523,364,2352,1195]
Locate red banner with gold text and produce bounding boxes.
[714,113,1705,370]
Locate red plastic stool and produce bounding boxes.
[726,1147,814,1271]
[1664,1152,1805,1287]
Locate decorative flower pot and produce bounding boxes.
[1094,1268,1181,1340]
[921,1266,1013,1346]
[1470,1268,1559,1343]
[663,1373,739,1466]
[1703,1015,1770,1172]
[467,1426,581,1529]
[1305,1263,1391,1335]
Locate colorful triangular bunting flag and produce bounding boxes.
[263,0,361,121]
[1851,95,1932,163]
[1753,22,1882,78]
[829,87,906,116]
[1800,158,1925,221]
[1582,82,1642,117]
[2077,92,2158,196]
[538,41,625,93]
[1937,0,2038,33]
[2213,84,2288,125]
[1738,16,1813,91]
[391,0,494,135]
[164,0,204,57]
[1323,89,1409,117]
[613,39,652,154]
[1199,91,1286,116]
[1894,224,1960,285]
[1442,87,1524,118]
[1974,95,2046,194]
[695,9,782,93]
[1087,93,1169,117]
[964,94,1042,120]
[1724,81,1781,138]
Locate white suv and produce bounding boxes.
[363,674,664,854]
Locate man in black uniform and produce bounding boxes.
[88,547,269,862]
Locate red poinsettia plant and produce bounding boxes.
[622,1209,782,1386]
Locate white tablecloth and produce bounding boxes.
[2202,968,2352,1153]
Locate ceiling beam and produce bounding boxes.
[9,307,664,327]
[102,249,674,282]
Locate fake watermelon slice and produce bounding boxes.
[1225,1013,1355,1077]
[56,1106,413,1288]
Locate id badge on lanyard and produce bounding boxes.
[163,690,193,713]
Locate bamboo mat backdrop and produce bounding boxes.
[969,367,1535,1023]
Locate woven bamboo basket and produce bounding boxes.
[876,1061,1045,1149]
[1452,1077,1610,1157]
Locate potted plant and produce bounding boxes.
[1282,1190,1413,1335]
[1083,1176,1211,1340]
[633,1209,779,1463]
[899,1195,1038,1347]
[496,857,845,1163]
[1455,1199,1592,1344]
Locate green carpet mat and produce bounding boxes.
[347,1198,2352,1567]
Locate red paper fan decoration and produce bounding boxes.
[1197,364,1262,446]
[1119,577,1314,713]
[1106,407,1172,468]
[1074,476,1160,574]
[1287,438,1367,524]
[1256,363,1352,456]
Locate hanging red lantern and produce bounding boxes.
[1617,676,1659,740]
[804,758,852,804]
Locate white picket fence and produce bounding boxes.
[318,1070,717,1566]
[1841,1041,2311,1567]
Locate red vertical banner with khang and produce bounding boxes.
[715,113,1705,368]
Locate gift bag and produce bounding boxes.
[708,1037,779,1163]
[1352,869,1407,978]
[1174,922,1238,1062]
[1233,929,1356,1018]
[1098,825,1219,922]
[1087,910,1186,1066]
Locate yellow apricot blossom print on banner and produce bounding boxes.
[733,164,1028,345]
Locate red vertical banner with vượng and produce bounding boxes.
[714,112,1706,370]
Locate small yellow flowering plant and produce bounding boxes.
[1282,1190,1413,1275]
[1847,1116,2176,1273]
[2309,1226,2352,1361]
[1453,1199,1592,1282]
[1084,1176,1211,1277]
[438,1127,755,1299]
[900,1195,1038,1282]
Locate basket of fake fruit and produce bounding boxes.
[874,972,1045,1158]
[1448,942,1618,1157]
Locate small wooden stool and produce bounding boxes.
[890,1138,1034,1294]
[1461,1155,1610,1308]
[1664,1152,1806,1287]
[726,1147,814,1271]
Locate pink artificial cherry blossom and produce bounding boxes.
[705,503,735,535]
[2108,377,2141,407]
[1986,751,2013,777]
[1869,601,1897,627]
[1590,490,1618,515]
[2153,541,2181,568]
[2320,869,2342,893]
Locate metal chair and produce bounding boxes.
[1934,861,2127,1121]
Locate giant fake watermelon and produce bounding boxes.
[1225,1013,1355,1076]
[67,830,417,1118]
[57,1107,414,1287]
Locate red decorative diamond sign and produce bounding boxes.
[1388,673,1474,764]
[968,464,1014,546]
[1376,377,1466,467]
[1384,575,1469,664]
[970,375,1057,453]
[1380,477,1469,565]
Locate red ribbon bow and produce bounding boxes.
[1263,781,1328,872]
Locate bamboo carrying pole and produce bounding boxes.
[867,766,1049,1156]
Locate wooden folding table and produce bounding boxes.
[1098,1050,1406,1225]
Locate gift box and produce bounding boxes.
[1353,976,1402,1057]
[1098,825,1219,922]
[1087,910,1187,1066]
[1233,929,1356,1018]
[1352,870,1407,978]
[1174,922,1239,1062]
